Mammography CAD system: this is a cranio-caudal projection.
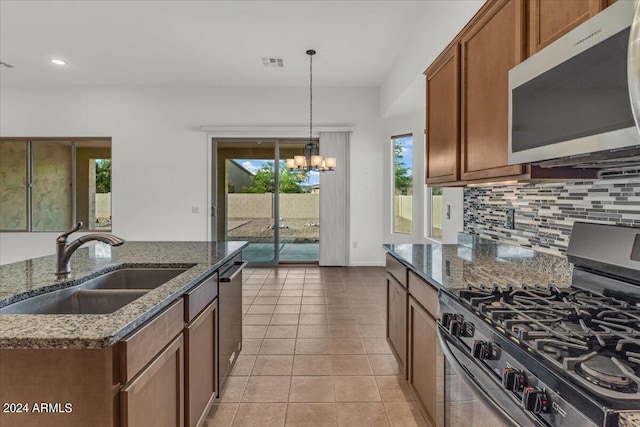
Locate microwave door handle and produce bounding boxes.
[437,327,543,427]
[629,0,640,131]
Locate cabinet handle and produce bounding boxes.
[220,261,247,283]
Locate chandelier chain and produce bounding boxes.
[309,52,313,145]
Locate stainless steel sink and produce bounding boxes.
[0,267,189,315]
[0,289,149,314]
[80,267,188,290]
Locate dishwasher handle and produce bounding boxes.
[220,261,248,283]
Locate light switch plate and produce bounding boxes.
[505,208,515,229]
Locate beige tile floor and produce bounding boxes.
[203,267,428,427]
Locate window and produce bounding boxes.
[0,138,112,232]
[430,187,443,239]
[392,134,413,234]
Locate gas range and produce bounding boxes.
[438,223,640,427]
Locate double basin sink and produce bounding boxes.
[0,267,189,315]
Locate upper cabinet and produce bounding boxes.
[425,45,460,184]
[528,0,608,55]
[424,0,606,186]
[460,0,526,181]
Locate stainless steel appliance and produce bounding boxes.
[509,0,640,169]
[439,223,640,426]
[217,255,246,391]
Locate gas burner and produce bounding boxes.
[576,355,638,393]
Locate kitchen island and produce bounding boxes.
[0,240,247,427]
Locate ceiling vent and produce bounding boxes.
[0,61,14,68]
[262,58,284,68]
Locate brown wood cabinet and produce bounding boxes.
[423,0,601,186]
[528,0,604,55]
[385,255,443,426]
[460,0,526,181]
[185,299,218,427]
[121,335,184,427]
[386,273,408,377]
[426,44,460,184]
[408,295,441,427]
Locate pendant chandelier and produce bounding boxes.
[286,49,336,172]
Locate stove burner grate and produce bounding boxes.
[576,355,636,392]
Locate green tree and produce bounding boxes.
[242,162,309,194]
[394,140,412,195]
[96,159,111,193]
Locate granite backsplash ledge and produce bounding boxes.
[464,172,640,256]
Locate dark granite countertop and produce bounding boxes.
[0,241,247,349]
[383,236,571,291]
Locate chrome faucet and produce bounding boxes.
[56,222,125,278]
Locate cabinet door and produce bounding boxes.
[121,335,184,427]
[386,273,407,376]
[185,299,218,427]
[408,296,441,427]
[426,44,460,184]
[460,0,526,181]
[528,0,603,55]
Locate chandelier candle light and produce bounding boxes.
[286,49,336,172]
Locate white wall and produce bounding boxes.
[379,1,484,118]
[0,86,384,266]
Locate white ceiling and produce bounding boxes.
[0,0,431,87]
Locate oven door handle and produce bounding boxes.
[437,326,542,427]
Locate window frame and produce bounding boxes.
[391,133,414,235]
[0,137,112,232]
[428,186,443,241]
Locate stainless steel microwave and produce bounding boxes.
[509,0,640,166]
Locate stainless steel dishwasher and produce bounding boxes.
[217,254,246,391]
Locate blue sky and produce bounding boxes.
[236,159,320,186]
[395,135,413,176]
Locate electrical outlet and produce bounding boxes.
[191,206,199,214]
[352,241,358,249]
[505,208,515,229]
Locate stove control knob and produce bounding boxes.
[441,313,454,328]
[462,321,475,337]
[522,387,549,414]
[502,368,526,392]
[449,320,461,336]
[472,340,491,360]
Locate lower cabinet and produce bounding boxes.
[185,299,218,427]
[408,295,442,427]
[120,335,185,427]
[386,273,408,376]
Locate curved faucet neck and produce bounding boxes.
[55,228,124,279]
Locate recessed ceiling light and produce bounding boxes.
[51,59,66,65]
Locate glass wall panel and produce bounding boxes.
[279,141,319,262]
[392,135,413,234]
[431,187,443,239]
[32,141,73,231]
[76,141,112,230]
[0,141,28,230]
[217,141,277,264]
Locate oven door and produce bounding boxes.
[438,326,543,427]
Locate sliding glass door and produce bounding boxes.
[213,139,319,266]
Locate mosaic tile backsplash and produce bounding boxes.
[463,172,640,256]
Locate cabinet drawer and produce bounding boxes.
[408,271,438,317]
[121,334,184,427]
[184,272,218,323]
[386,253,407,288]
[120,299,184,384]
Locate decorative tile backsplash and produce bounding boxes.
[463,172,640,256]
